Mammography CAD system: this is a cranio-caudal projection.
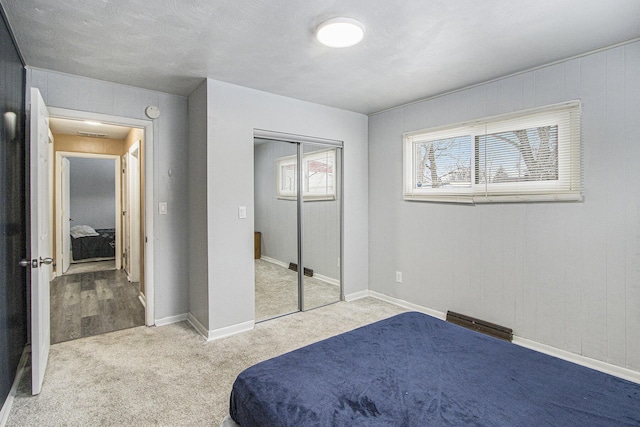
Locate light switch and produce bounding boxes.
[159,202,168,215]
[238,206,247,219]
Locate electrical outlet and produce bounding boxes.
[395,271,402,283]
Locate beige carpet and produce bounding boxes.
[255,259,340,321]
[7,298,407,427]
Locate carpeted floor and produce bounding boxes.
[7,297,407,427]
[254,259,340,321]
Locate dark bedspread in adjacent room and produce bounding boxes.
[71,228,116,261]
[230,312,640,426]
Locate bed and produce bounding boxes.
[70,225,116,261]
[229,311,640,426]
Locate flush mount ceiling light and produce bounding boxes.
[315,17,365,48]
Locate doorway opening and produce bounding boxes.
[48,115,149,343]
[57,154,121,275]
[253,130,343,322]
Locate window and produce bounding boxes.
[277,156,297,199]
[276,148,336,201]
[403,101,581,203]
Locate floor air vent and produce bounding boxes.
[446,311,513,342]
[288,263,313,277]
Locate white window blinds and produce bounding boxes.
[403,101,581,203]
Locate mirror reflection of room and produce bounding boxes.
[302,143,341,312]
[254,138,342,322]
[254,139,299,321]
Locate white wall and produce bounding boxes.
[187,80,209,328]
[69,157,115,229]
[368,41,640,371]
[28,68,190,321]
[202,78,368,332]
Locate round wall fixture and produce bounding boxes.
[145,105,161,119]
[315,17,365,48]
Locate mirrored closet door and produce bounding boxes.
[254,139,299,321]
[302,143,341,311]
[254,134,342,322]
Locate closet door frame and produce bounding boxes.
[254,129,344,312]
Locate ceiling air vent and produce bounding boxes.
[77,131,108,138]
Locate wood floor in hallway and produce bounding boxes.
[50,267,145,344]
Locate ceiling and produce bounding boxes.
[2,1,640,115]
[49,117,132,140]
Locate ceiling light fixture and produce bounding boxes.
[84,120,102,125]
[315,17,365,48]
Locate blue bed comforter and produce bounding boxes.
[230,312,640,426]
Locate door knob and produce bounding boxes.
[19,259,37,268]
[39,257,55,266]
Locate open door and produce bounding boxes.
[29,88,53,395]
[122,142,141,283]
[122,154,130,277]
[127,143,141,282]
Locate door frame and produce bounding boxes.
[253,129,345,320]
[55,152,122,272]
[48,107,155,326]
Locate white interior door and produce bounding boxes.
[30,88,53,395]
[128,144,140,282]
[61,157,71,273]
[122,154,130,276]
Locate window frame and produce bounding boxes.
[275,154,298,199]
[403,101,581,204]
[276,148,336,201]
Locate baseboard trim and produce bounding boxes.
[260,256,287,268]
[344,290,370,302]
[187,314,254,342]
[513,337,640,384]
[155,313,188,326]
[138,292,146,308]
[314,273,340,287]
[187,313,209,338]
[208,320,255,342]
[368,291,446,320]
[0,347,29,427]
[367,290,640,384]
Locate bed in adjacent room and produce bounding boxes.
[228,311,640,426]
[70,225,116,261]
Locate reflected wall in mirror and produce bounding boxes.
[302,143,341,311]
[254,139,299,321]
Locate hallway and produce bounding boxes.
[50,268,144,344]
